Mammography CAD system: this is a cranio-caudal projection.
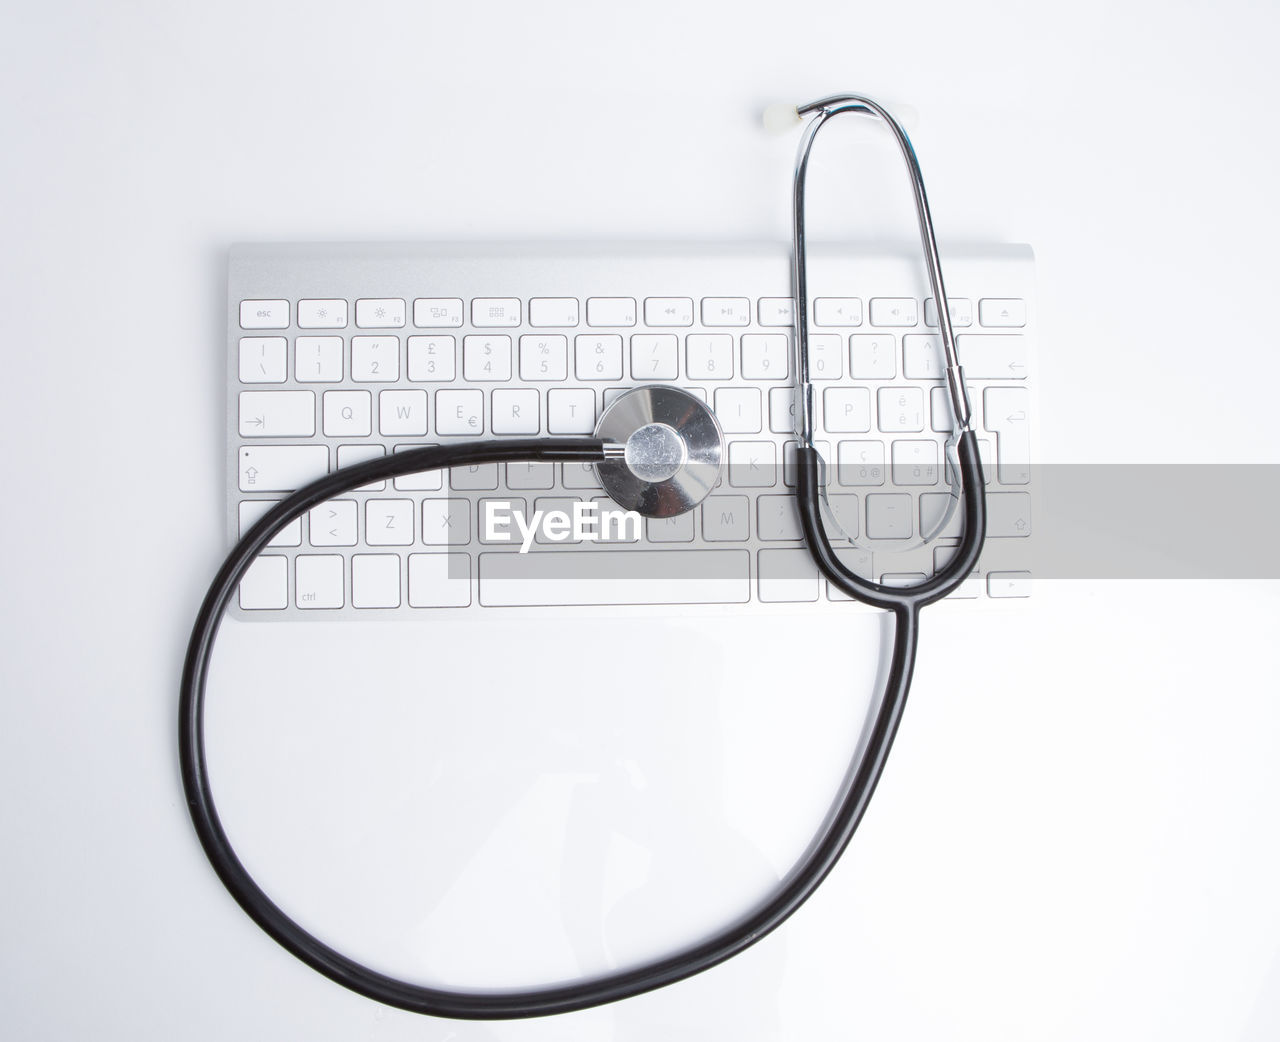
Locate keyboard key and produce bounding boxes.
[781,439,830,488]
[575,334,624,380]
[701,297,750,326]
[881,572,928,588]
[337,444,385,491]
[813,298,862,326]
[891,439,939,485]
[478,549,750,606]
[647,512,695,542]
[562,460,602,489]
[351,336,400,381]
[408,552,472,607]
[379,389,429,437]
[741,333,789,380]
[531,498,586,544]
[822,387,872,433]
[758,297,795,327]
[238,445,327,492]
[728,441,776,488]
[631,334,678,380]
[238,556,288,610]
[826,493,859,538]
[238,500,302,546]
[758,548,819,602]
[519,334,568,381]
[435,389,484,435]
[240,299,289,329]
[903,334,944,380]
[548,388,595,433]
[492,388,539,434]
[529,297,579,327]
[471,297,520,327]
[407,336,456,381]
[450,462,499,491]
[921,492,962,540]
[413,298,464,328]
[714,388,762,434]
[296,554,344,608]
[979,298,1026,327]
[586,297,636,327]
[323,390,372,437]
[506,461,555,490]
[924,297,973,329]
[422,498,471,545]
[956,334,1028,379]
[392,447,444,491]
[297,299,348,329]
[703,495,750,540]
[983,386,1030,484]
[644,297,693,327]
[366,499,415,546]
[463,335,512,381]
[808,333,843,380]
[869,297,918,327]
[849,334,896,379]
[866,493,913,538]
[769,386,798,434]
[295,336,343,382]
[837,441,885,486]
[686,334,733,380]
[355,298,406,328]
[757,494,802,540]
[239,337,287,383]
[877,387,925,432]
[988,571,1032,597]
[309,500,357,546]
[987,491,1032,537]
[590,497,641,543]
[352,554,401,608]
[239,391,314,438]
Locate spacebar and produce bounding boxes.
[479,549,751,607]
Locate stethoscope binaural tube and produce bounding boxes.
[782,93,987,606]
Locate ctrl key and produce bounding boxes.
[238,556,288,610]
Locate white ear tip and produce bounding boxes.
[891,103,920,133]
[762,103,801,134]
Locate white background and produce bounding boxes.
[2,1,1279,1039]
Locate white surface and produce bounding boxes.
[2,1,1279,1039]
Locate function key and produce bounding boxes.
[813,298,862,327]
[586,297,637,327]
[529,297,580,327]
[239,299,289,329]
[701,297,750,326]
[355,298,406,328]
[471,297,521,327]
[297,298,348,329]
[924,297,973,329]
[413,297,464,328]
[644,297,694,327]
[869,298,918,327]
[978,298,1027,327]
[758,297,796,326]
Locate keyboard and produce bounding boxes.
[226,242,1035,618]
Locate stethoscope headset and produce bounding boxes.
[180,93,986,1019]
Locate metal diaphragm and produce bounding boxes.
[594,386,725,518]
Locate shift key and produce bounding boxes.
[238,445,328,491]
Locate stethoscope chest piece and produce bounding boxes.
[594,385,724,518]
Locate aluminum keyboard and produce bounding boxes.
[226,242,1036,618]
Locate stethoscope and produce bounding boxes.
[180,92,986,1019]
